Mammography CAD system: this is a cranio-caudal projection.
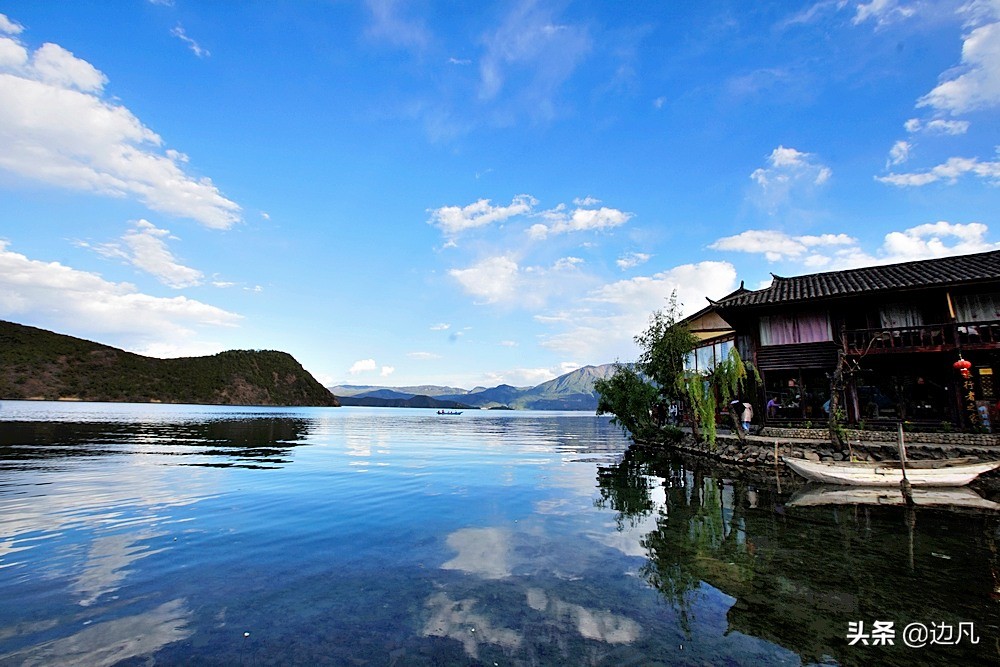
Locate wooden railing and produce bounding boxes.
[844,320,1000,354]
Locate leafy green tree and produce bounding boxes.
[635,293,698,403]
[595,362,659,439]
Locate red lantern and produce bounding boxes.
[954,357,972,378]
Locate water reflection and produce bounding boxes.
[596,447,1000,665]
[2,599,192,666]
[0,417,313,469]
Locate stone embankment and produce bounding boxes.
[654,426,1000,467]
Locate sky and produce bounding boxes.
[1,1,999,390]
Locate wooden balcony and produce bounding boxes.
[844,320,1000,354]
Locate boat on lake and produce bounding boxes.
[788,484,1000,510]
[782,456,1000,487]
[436,410,462,415]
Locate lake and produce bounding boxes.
[0,402,998,666]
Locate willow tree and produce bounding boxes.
[679,347,759,447]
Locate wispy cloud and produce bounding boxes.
[615,252,651,270]
[904,118,969,135]
[170,24,210,58]
[852,0,917,27]
[82,220,203,288]
[0,27,240,228]
[477,0,592,120]
[749,146,831,213]
[877,155,1000,186]
[364,0,430,51]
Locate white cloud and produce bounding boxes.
[449,256,521,304]
[498,340,518,347]
[616,252,651,270]
[428,195,536,235]
[710,230,856,262]
[380,365,395,377]
[710,222,999,270]
[85,220,203,288]
[477,2,591,120]
[0,27,241,228]
[348,359,377,375]
[539,261,739,359]
[528,206,632,239]
[449,255,590,309]
[888,140,911,165]
[877,155,1000,186]
[408,351,441,359]
[170,25,210,58]
[429,322,451,331]
[749,146,831,212]
[852,0,917,26]
[479,367,558,387]
[0,13,24,35]
[0,240,241,351]
[918,20,1000,114]
[904,117,970,135]
[364,0,430,51]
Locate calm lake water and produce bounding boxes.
[1,402,998,666]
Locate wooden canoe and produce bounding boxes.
[782,457,1000,487]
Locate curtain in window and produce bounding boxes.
[879,304,923,328]
[955,294,1000,322]
[759,314,796,346]
[759,312,831,345]
[796,312,833,342]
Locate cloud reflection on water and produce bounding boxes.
[1,599,192,667]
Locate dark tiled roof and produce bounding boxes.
[714,250,1000,308]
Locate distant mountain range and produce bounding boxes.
[329,363,616,411]
[0,320,339,407]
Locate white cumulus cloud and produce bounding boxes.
[348,359,378,375]
[0,240,241,352]
[428,195,536,235]
[0,24,241,228]
[528,205,632,239]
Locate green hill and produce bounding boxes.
[0,320,339,407]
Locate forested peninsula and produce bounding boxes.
[0,321,339,407]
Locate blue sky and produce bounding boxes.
[1,1,998,389]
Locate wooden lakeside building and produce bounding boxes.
[683,250,1000,430]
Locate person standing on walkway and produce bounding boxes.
[742,401,753,434]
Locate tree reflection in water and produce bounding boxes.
[596,447,1000,666]
[0,417,314,469]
